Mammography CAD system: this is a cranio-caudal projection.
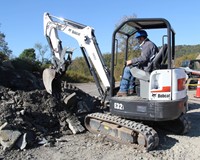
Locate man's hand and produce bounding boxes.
[126,60,132,66]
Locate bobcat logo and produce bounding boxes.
[152,93,156,98]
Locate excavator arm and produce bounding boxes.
[43,13,111,100]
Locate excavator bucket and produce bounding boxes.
[42,68,56,94]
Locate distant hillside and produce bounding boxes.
[175,44,200,66]
[175,44,200,58]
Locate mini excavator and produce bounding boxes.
[43,12,190,151]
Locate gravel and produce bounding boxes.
[1,83,200,160]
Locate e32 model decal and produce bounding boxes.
[114,102,124,110]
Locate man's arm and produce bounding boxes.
[130,41,156,66]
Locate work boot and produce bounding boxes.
[117,92,127,97]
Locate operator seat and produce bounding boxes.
[130,44,168,81]
[145,44,168,72]
[130,44,168,98]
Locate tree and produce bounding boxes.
[0,25,12,59]
[0,51,8,62]
[34,42,48,64]
[19,48,36,61]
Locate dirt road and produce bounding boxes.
[1,83,200,160]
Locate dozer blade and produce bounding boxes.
[42,68,56,94]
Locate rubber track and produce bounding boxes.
[157,114,191,135]
[85,112,159,151]
[179,115,191,134]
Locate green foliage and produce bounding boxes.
[0,51,9,62]
[15,48,40,72]
[174,44,200,67]
[68,56,91,77]
[103,53,112,67]
[40,62,51,70]
[111,50,140,81]
[0,30,12,58]
[175,44,200,57]
[11,58,42,73]
[175,53,199,67]
[63,70,93,83]
[19,48,36,61]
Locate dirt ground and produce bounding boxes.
[1,82,200,160]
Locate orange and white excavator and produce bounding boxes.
[42,12,190,151]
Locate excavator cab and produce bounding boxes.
[109,18,188,121]
[110,18,174,96]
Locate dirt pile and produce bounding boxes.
[0,62,100,151]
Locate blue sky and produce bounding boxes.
[0,0,200,59]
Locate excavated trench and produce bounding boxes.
[0,63,101,150]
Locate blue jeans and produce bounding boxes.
[119,66,134,93]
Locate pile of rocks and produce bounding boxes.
[0,62,100,151]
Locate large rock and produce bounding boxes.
[0,130,21,150]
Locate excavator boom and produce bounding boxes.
[43,13,110,98]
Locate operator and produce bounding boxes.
[117,30,159,97]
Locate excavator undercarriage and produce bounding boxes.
[85,112,159,151]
